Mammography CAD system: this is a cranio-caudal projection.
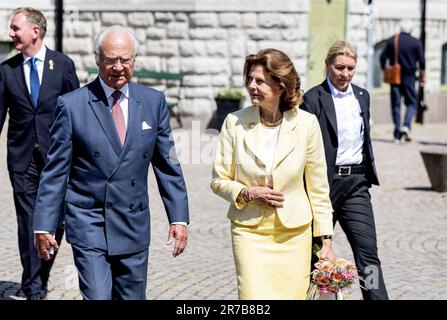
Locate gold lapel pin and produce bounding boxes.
[49,59,54,70]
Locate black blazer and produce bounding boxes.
[300,80,379,187]
[0,47,79,172]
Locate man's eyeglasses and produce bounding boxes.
[101,56,134,67]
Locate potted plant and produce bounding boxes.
[210,80,244,131]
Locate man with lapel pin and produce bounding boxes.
[33,25,189,300]
[300,41,388,300]
[0,7,79,300]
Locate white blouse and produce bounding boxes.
[261,124,281,188]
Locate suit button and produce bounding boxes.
[32,133,36,139]
[108,179,113,184]
[131,179,136,186]
[94,151,100,157]
[129,204,134,210]
[143,152,148,158]
[106,202,112,209]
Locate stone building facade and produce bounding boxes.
[1,0,447,122]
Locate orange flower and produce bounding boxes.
[316,277,330,286]
[332,272,343,282]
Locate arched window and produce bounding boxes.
[373,40,387,88]
[442,43,447,85]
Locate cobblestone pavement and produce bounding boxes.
[0,118,446,300]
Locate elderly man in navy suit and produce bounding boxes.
[0,7,79,300]
[33,25,189,300]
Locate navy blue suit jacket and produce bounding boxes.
[33,78,189,255]
[380,32,425,77]
[300,80,379,187]
[0,47,79,172]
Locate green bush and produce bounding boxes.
[216,84,244,100]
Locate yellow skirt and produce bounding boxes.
[231,212,311,300]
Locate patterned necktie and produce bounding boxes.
[29,57,40,108]
[111,90,126,145]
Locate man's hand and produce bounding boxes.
[35,233,58,261]
[419,70,426,87]
[166,224,188,257]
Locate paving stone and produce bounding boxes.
[0,119,446,300]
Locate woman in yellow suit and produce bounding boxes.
[211,49,334,300]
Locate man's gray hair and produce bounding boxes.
[94,25,139,64]
[400,19,414,34]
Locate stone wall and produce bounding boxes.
[59,0,309,116]
[1,0,447,121]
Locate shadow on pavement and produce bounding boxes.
[372,138,399,144]
[404,186,434,192]
[0,281,23,300]
[372,138,447,147]
[418,141,447,147]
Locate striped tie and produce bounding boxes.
[111,90,126,145]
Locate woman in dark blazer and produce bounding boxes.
[300,41,389,300]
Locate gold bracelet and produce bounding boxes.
[242,188,253,202]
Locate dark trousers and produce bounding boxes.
[330,173,388,300]
[9,147,64,297]
[71,245,149,300]
[390,75,417,139]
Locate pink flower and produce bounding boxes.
[310,257,359,295]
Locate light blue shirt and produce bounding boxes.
[99,77,129,128]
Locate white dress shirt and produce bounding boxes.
[99,77,129,128]
[22,45,46,93]
[327,78,364,166]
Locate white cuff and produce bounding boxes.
[171,222,188,226]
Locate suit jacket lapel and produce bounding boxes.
[243,107,267,167]
[353,86,371,136]
[37,48,54,110]
[320,80,338,145]
[88,77,123,156]
[272,108,297,170]
[111,83,141,176]
[12,55,34,111]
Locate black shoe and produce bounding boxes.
[14,289,26,298]
[26,293,43,300]
[40,289,48,299]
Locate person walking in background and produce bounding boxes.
[0,7,79,300]
[211,48,334,300]
[33,25,189,300]
[300,41,388,300]
[380,21,426,143]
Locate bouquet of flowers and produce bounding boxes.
[307,257,359,300]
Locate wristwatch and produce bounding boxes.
[320,235,333,241]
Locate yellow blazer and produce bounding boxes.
[211,106,333,236]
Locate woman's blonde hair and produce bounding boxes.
[243,48,302,111]
[325,40,357,73]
